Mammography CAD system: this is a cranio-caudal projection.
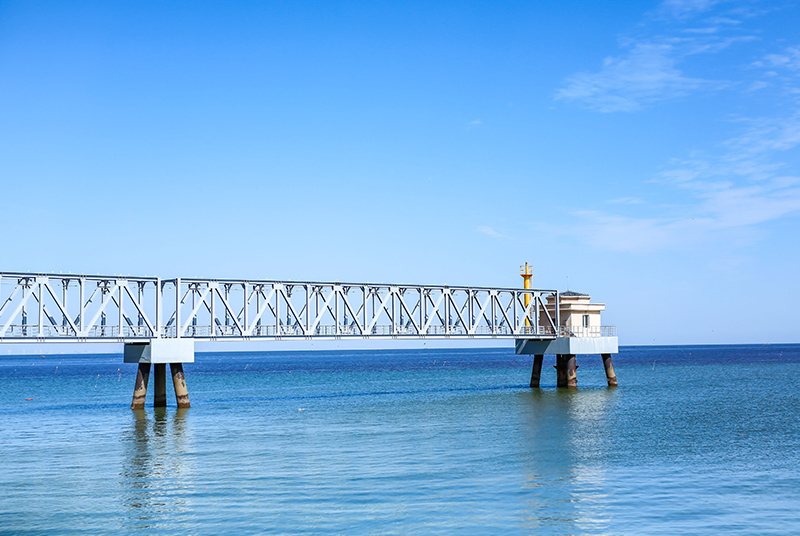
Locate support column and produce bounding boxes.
[170,363,191,408]
[566,354,577,389]
[153,364,167,407]
[131,363,151,410]
[530,354,544,388]
[602,353,618,387]
[555,354,568,388]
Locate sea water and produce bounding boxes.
[1,345,799,535]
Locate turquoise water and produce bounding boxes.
[2,345,799,535]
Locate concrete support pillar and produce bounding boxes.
[530,354,544,388]
[566,354,577,389]
[171,363,191,408]
[555,354,568,388]
[153,364,167,407]
[602,353,618,387]
[131,363,151,410]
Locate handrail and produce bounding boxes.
[0,271,616,342]
[0,324,616,339]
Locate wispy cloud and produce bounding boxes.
[657,0,723,20]
[573,183,800,253]
[556,42,715,112]
[555,0,754,113]
[466,119,482,131]
[758,47,800,70]
[553,3,800,252]
[567,113,800,252]
[568,211,713,252]
[477,225,506,239]
[607,196,646,205]
[751,45,800,94]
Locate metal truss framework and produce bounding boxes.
[0,272,562,342]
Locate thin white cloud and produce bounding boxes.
[571,181,800,253]
[721,115,800,170]
[556,0,754,113]
[477,225,506,239]
[567,113,800,252]
[568,211,716,252]
[759,47,800,70]
[556,41,722,112]
[607,196,646,204]
[699,180,800,227]
[751,45,800,94]
[753,46,800,71]
[552,4,800,251]
[658,0,723,20]
[747,80,769,91]
[466,119,482,131]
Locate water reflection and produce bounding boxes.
[517,387,619,534]
[121,409,194,530]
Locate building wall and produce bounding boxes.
[540,294,605,329]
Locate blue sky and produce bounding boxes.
[1,0,799,346]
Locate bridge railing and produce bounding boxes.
[163,278,564,341]
[0,273,162,341]
[554,325,617,338]
[1,272,596,341]
[532,325,617,337]
[0,322,617,340]
[0,325,156,339]
[163,324,529,338]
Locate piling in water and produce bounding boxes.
[602,353,618,387]
[555,354,568,388]
[153,364,167,407]
[566,355,577,389]
[530,354,544,388]
[131,363,151,410]
[171,363,191,408]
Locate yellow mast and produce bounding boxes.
[520,263,533,328]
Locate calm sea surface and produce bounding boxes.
[1,344,799,535]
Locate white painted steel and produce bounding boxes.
[515,336,619,355]
[123,339,195,363]
[0,272,569,342]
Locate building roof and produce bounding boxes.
[561,290,589,297]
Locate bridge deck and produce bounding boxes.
[0,272,618,343]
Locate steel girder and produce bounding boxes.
[0,272,160,341]
[0,272,559,342]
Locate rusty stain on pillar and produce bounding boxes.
[602,353,618,387]
[131,363,151,410]
[171,363,191,408]
[555,354,568,388]
[530,354,544,388]
[566,355,577,389]
[153,364,167,407]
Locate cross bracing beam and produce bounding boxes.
[0,273,160,340]
[0,272,560,342]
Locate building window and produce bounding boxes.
[582,315,589,328]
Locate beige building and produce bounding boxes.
[518,288,618,388]
[540,291,605,336]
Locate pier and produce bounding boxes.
[0,268,619,406]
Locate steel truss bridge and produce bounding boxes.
[0,272,569,343]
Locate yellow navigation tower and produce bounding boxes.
[520,262,533,328]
